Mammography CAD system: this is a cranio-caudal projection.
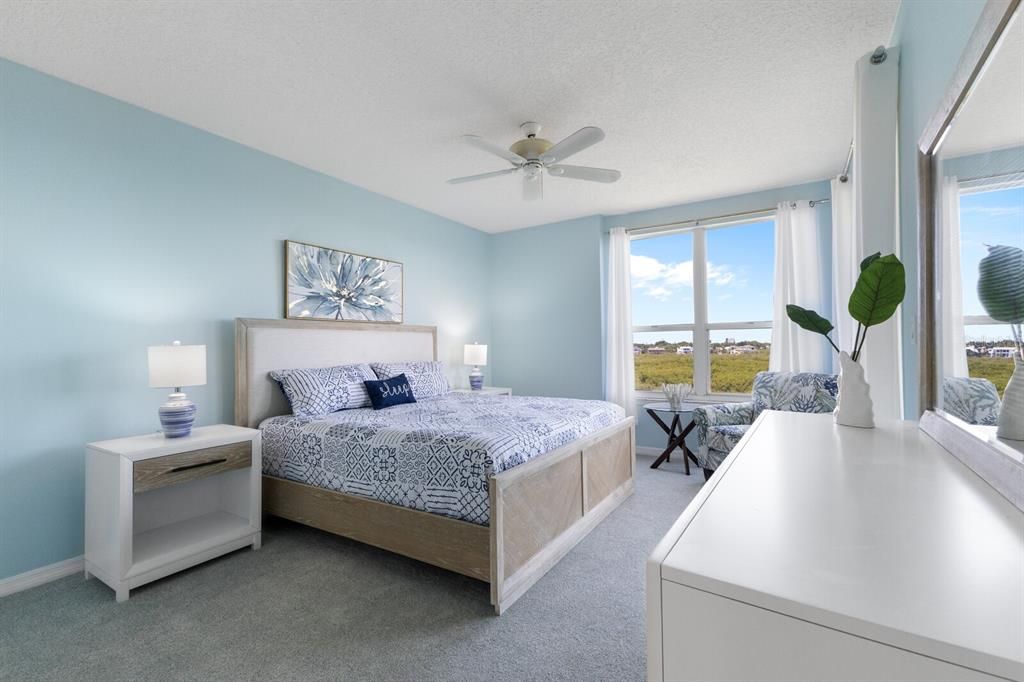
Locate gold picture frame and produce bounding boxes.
[284,239,404,323]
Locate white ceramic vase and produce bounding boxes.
[834,351,875,428]
[996,358,1024,441]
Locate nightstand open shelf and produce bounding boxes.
[128,511,253,578]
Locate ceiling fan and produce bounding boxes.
[448,122,621,200]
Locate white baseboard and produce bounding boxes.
[637,446,663,457]
[0,555,83,598]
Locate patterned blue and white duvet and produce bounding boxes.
[261,392,624,525]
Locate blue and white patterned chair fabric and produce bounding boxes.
[941,377,1001,426]
[693,371,839,479]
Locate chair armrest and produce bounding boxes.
[693,402,755,455]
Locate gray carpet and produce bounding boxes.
[0,454,702,681]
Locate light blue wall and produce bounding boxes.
[489,216,606,400]
[0,59,492,580]
[944,145,1024,178]
[490,181,833,452]
[891,0,988,416]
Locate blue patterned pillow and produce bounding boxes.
[364,373,417,410]
[270,363,376,417]
[370,361,449,399]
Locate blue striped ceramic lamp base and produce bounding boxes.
[158,393,198,438]
[469,370,484,390]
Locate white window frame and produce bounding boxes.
[630,213,775,401]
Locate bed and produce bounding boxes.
[235,318,635,614]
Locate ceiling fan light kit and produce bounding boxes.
[449,121,621,200]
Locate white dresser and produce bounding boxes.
[647,411,1024,682]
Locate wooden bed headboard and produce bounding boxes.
[234,318,438,428]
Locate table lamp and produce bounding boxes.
[464,343,488,390]
[148,341,207,438]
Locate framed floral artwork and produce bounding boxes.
[285,240,403,323]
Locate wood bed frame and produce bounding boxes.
[235,318,635,614]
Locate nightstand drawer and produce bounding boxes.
[134,441,252,493]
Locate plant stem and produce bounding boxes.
[852,323,862,362]
[825,334,841,354]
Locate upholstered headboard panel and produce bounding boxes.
[234,318,437,428]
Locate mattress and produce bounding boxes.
[260,392,625,525]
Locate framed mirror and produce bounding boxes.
[919,0,1023,509]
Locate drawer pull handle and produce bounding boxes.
[168,458,227,473]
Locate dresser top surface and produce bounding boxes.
[87,424,258,460]
[661,411,1024,677]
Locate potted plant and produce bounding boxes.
[785,252,906,428]
[978,244,1024,440]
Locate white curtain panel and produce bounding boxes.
[770,201,831,373]
[940,175,969,377]
[830,176,858,374]
[606,227,635,417]
[852,45,902,420]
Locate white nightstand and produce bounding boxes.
[452,386,512,396]
[85,424,261,602]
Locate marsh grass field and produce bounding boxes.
[967,356,1015,396]
[637,351,1014,397]
[635,351,770,393]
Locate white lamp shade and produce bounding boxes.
[148,342,207,389]
[464,343,488,366]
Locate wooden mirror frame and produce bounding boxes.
[917,0,1023,511]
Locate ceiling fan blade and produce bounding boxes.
[540,126,605,164]
[547,164,621,183]
[447,168,518,185]
[462,135,526,166]
[523,173,543,201]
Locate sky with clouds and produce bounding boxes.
[630,219,775,343]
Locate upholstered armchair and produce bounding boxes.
[942,377,1001,426]
[693,371,839,478]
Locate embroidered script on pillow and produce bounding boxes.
[365,373,417,409]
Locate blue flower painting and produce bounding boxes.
[286,240,403,322]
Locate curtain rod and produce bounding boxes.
[839,140,855,183]
[625,198,830,234]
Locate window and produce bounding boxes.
[958,182,1024,397]
[631,217,775,396]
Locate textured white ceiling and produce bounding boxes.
[0,0,899,233]
[942,12,1024,158]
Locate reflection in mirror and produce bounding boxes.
[936,9,1024,442]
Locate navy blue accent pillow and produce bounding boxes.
[364,373,417,410]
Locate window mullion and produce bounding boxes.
[692,228,710,395]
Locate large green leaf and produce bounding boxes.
[978,245,1024,324]
[848,254,906,327]
[786,304,834,336]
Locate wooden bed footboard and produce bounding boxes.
[489,417,636,614]
[261,416,636,615]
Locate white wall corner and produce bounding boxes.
[0,556,84,598]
